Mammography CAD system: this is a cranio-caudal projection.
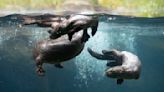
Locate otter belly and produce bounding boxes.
[106,51,141,80]
[34,31,85,64]
[42,42,84,63]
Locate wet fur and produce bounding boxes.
[87,48,141,84]
[33,31,85,76]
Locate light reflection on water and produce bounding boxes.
[0,15,164,92]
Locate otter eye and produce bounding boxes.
[57,27,64,34]
[48,30,52,34]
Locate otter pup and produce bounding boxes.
[48,15,99,42]
[33,31,85,76]
[87,48,141,85]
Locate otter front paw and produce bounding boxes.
[36,68,45,76]
[54,63,64,69]
[81,34,90,42]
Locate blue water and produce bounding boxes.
[0,14,164,92]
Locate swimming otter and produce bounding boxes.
[33,31,85,76]
[22,14,99,42]
[48,15,99,42]
[22,15,66,27]
[87,48,141,85]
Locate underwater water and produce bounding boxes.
[0,14,164,92]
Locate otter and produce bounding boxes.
[33,30,85,76]
[22,15,66,27]
[87,48,141,85]
[48,15,99,42]
[22,14,99,43]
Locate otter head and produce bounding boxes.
[105,67,125,78]
[48,22,65,39]
[105,69,118,78]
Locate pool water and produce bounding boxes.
[0,14,164,92]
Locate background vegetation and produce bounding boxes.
[0,0,163,17]
[0,0,63,9]
[97,0,164,17]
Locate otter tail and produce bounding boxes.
[87,47,109,60]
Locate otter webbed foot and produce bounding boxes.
[91,20,98,36]
[81,32,90,42]
[54,63,64,68]
[36,56,45,76]
[68,33,73,41]
[117,79,124,85]
[36,67,45,76]
[81,29,90,42]
[81,34,90,42]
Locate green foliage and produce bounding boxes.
[0,0,63,9]
[89,0,98,5]
[97,0,164,17]
[0,0,163,17]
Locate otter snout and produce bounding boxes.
[105,68,120,78]
[105,69,113,78]
[49,33,61,39]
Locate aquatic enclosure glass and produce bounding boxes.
[0,14,164,92]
